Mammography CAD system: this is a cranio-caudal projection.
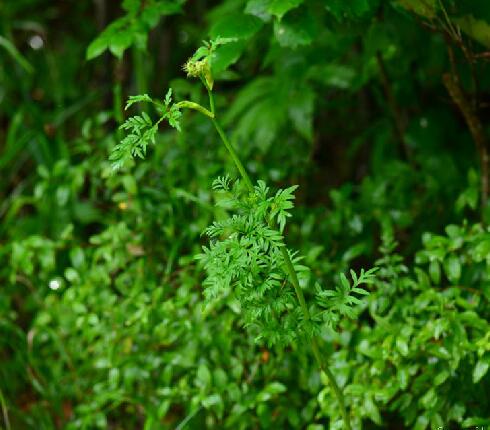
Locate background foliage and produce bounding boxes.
[2,0,490,428]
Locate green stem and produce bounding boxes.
[113,58,124,143]
[0,387,11,430]
[278,236,351,430]
[211,119,254,191]
[311,339,351,430]
[206,90,352,430]
[133,47,148,97]
[207,86,215,115]
[176,101,214,119]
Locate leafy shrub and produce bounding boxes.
[2,0,490,429]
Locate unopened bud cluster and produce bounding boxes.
[183,58,208,78]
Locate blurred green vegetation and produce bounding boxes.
[1,0,490,429]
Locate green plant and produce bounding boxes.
[86,0,184,60]
[354,223,490,428]
[115,40,377,429]
[4,1,490,428]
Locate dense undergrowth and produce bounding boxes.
[1,0,490,429]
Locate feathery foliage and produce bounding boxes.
[4,1,490,429]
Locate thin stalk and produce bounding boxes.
[311,338,351,430]
[443,72,489,217]
[133,47,148,97]
[206,90,352,430]
[113,58,124,141]
[278,233,351,430]
[176,101,214,119]
[211,119,254,191]
[0,388,11,430]
[206,86,215,115]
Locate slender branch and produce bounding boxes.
[311,338,350,428]
[113,58,124,125]
[174,406,203,430]
[278,241,351,430]
[113,58,124,142]
[212,119,254,191]
[443,72,489,215]
[177,100,214,119]
[207,86,215,115]
[0,388,11,430]
[410,9,486,208]
[445,40,458,84]
[444,30,480,111]
[474,51,490,60]
[206,90,352,430]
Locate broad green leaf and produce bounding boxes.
[397,367,409,389]
[122,0,140,13]
[364,396,382,424]
[273,7,316,47]
[420,388,437,409]
[86,2,182,60]
[396,338,409,356]
[263,382,287,394]
[70,247,86,270]
[246,0,273,21]
[462,417,490,426]
[268,0,304,19]
[256,382,286,402]
[109,31,133,59]
[454,15,490,48]
[434,370,449,386]
[456,0,490,23]
[202,393,222,408]
[309,64,356,89]
[473,238,490,261]
[430,413,444,430]
[210,13,263,39]
[86,36,109,60]
[473,358,490,383]
[444,255,461,284]
[209,13,263,72]
[196,364,212,388]
[211,41,247,73]
[429,260,441,285]
[397,0,437,18]
[213,368,228,389]
[414,414,429,430]
[0,35,34,73]
[445,224,462,239]
[288,86,314,141]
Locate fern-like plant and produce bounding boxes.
[113,39,377,429]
